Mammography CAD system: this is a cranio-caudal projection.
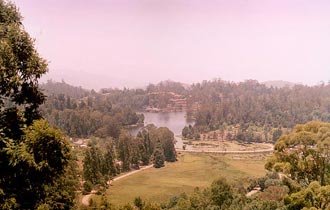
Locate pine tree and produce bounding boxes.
[153,142,165,168]
[118,131,132,171]
[83,145,102,185]
[137,130,154,165]
[102,143,117,179]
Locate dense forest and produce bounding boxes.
[188,79,330,130]
[43,79,330,144]
[43,79,330,134]
[99,80,188,111]
[40,80,144,138]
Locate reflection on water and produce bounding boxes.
[142,112,194,134]
[129,112,194,148]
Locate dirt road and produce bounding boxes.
[111,165,153,183]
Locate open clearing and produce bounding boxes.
[103,152,268,205]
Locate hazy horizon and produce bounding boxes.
[13,0,330,90]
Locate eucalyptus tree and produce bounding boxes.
[266,121,330,186]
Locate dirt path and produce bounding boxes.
[81,190,97,206]
[111,165,153,183]
[246,188,261,197]
[81,165,153,206]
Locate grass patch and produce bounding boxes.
[103,152,267,206]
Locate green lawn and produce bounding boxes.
[103,152,267,206]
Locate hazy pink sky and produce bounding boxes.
[12,0,330,89]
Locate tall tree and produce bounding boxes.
[153,141,165,168]
[83,145,103,185]
[0,1,47,137]
[266,121,330,186]
[285,181,330,209]
[0,2,73,209]
[102,143,117,179]
[157,127,177,162]
[137,129,153,165]
[118,131,132,171]
[210,177,233,209]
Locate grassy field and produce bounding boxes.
[103,152,268,206]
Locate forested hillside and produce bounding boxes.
[41,79,330,143]
[99,80,188,110]
[41,80,91,99]
[188,79,330,131]
[40,81,144,138]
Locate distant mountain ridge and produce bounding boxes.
[40,80,91,99]
[262,80,296,88]
[41,79,302,93]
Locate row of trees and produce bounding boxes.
[117,126,176,171]
[83,142,117,193]
[227,126,284,143]
[82,126,177,193]
[183,123,284,143]
[182,125,201,140]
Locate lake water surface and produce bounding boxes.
[130,112,194,149]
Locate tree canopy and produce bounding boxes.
[0,0,47,131]
[0,1,73,209]
[266,121,330,186]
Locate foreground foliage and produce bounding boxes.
[1,120,73,209]
[266,121,330,186]
[0,1,75,209]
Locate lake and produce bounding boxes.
[130,112,194,149]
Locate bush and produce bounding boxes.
[83,181,93,195]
